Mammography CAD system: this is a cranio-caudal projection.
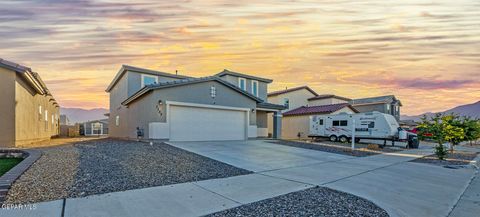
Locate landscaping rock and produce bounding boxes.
[206,186,389,217]
[5,139,251,204]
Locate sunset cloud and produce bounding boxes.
[0,0,478,115]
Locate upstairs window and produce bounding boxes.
[251,80,258,96]
[283,98,290,109]
[141,74,158,88]
[115,116,120,126]
[238,78,246,90]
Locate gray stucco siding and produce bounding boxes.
[256,111,268,128]
[124,80,258,139]
[219,74,268,100]
[127,71,181,97]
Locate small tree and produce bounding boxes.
[463,118,480,145]
[418,113,464,159]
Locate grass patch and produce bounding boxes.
[0,158,23,176]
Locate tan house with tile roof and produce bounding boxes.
[0,58,60,147]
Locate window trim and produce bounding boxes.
[141,74,159,88]
[251,80,259,96]
[238,77,247,90]
[91,122,103,135]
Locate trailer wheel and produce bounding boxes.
[329,135,338,142]
[339,136,348,143]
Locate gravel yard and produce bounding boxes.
[6,139,251,204]
[411,151,478,167]
[271,140,402,157]
[206,186,389,217]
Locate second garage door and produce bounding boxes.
[169,105,247,141]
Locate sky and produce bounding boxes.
[1,0,479,115]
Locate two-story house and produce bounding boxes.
[350,95,402,121]
[0,58,60,148]
[106,66,285,141]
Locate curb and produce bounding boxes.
[0,149,42,204]
[470,153,480,170]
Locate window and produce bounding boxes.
[45,110,48,121]
[368,121,375,128]
[141,74,158,88]
[92,122,103,135]
[115,116,120,126]
[238,78,246,90]
[210,86,217,98]
[283,98,290,109]
[333,120,348,126]
[251,80,258,96]
[38,106,42,120]
[319,119,324,125]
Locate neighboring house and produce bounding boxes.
[267,86,319,136]
[82,119,109,136]
[267,86,319,112]
[350,95,402,120]
[0,58,60,147]
[106,66,285,141]
[281,103,358,139]
[308,94,351,106]
[60,114,71,126]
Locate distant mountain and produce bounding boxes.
[60,108,109,124]
[402,101,480,122]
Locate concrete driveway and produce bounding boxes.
[168,140,477,217]
[167,140,354,172]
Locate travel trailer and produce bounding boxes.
[309,111,419,148]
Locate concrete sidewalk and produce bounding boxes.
[449,171,480,217]
[0,141,476,217]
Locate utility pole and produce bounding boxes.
[351,118,355,151]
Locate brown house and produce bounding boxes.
[0,58,60,147]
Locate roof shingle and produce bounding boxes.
[283,103,357,116]
[268,86,318,97]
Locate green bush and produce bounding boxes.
[434,144,448,160]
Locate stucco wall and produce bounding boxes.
[308,98,348,106]
[219,74,268,100]
[14,74,60,147]
[256,111,268,128]
[0,67,16,147]
[109,72,129,138]
[121,80,258,139]
[127,71,181,97]
[267,88,316,135]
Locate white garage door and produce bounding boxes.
[169,105,247,141]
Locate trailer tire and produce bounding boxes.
[329,135,338,142]
[339,135,348,143]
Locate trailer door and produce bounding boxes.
[311,116,325,136]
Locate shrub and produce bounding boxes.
[434,144,448,160]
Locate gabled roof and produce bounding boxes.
[0,58,54,101]
[268,86,319,97]
[350,95,402,106]
[308,94,351,102]
[215,69,273,83]
[105,65,192,92]
[283,103,358,116]
[122,76,264,106]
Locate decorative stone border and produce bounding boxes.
[0,149,41,204]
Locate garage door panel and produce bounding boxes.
[170,105,246,141]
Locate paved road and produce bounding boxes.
[1,140,476,217]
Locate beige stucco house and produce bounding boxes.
[0,58,60,148]
[267,86,359,139]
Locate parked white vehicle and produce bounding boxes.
[308,111,419,148]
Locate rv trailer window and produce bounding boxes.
[333,121,339,126]
[340,120,348,126]
[368,122,375,128]
[319,119,324,125]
